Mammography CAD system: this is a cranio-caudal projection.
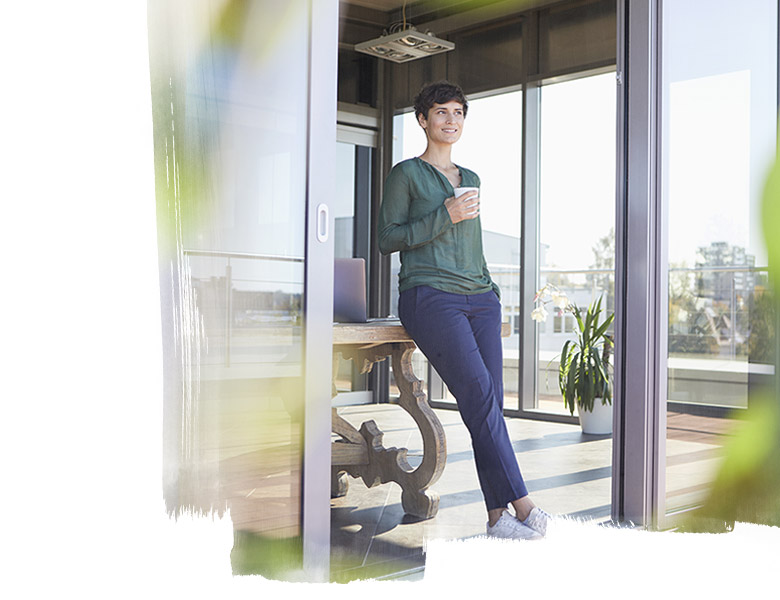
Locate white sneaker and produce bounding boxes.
[486,511,542,540]
[521,507,552,537]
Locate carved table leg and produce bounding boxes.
[332,342,446,519]
[388,342,447,518]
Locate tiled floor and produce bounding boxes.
[328,402,739,581]
[330,403,614,582]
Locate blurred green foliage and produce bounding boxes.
[231,531,302,580]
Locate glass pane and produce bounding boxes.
[148,0,310,576]
[334,142,356,260]
[391,90,523,408]
[661,0,778,515]
[537,72,617,416]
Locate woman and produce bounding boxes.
[378,81,550,540]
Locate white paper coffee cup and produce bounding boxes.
[453,186,479,198]
[453,186,479,215]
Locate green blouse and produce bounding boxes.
[377,157,500,299]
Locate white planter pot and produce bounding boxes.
[577,398,613,435]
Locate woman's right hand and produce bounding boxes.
[444,190,480,224]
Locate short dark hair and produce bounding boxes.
[413,81,468,122]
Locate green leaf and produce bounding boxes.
[558,341,571,390]
[574,307,585,333]
[593,314,614,341]
[567,354,579,403]
[593,352,608,382]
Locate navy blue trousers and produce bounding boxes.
[399,285,528,511]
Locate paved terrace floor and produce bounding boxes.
[330,403,735,582]
[330,404,614,582]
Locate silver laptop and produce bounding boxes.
[334,258,368,322]
[333,258,400,323]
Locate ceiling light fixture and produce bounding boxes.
[354,1,454,63]
[354,25,454,63]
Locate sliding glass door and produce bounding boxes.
[616,0,778,527]
[659,0,778,523]
[148,0,335,579]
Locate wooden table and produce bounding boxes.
[331,320,445,519]
[330,320,511,520]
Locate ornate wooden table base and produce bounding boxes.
[331,322,446,519]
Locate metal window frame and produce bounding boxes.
[616,0,780,531]
[610,0,665,529]
[516,80,543,418]
[302,0,338,581]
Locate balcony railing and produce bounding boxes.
[480,262,773,414]
[183,249,304,368]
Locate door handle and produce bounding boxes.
[316,203,329,243]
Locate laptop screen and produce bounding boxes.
[333,258,367,323]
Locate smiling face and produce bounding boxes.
[418,100,465,146]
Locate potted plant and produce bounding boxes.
[532,284,615,435]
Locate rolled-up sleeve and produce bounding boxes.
[377,165,453,255]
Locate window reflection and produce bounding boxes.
[661,0,778,516]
